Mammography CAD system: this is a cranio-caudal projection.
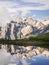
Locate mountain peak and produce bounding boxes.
[0,17,49,40]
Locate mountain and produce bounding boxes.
[0,17,49,40]
[42,18,49,25]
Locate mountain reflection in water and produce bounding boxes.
[8,55,49,65]
[0,49,49,65]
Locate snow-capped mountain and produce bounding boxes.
[42,18,49,25]
[0,17,49,40]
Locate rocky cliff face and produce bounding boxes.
[0,17,49,40]
[21,25,33,36]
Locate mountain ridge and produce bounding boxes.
[0,17,49,40]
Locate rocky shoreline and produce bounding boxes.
[0,45,49,58]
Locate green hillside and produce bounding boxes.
[29,33,49,42]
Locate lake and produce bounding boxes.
[8,55,49,65]
[0,49,49,65]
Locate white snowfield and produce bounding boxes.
[42,19,49,25]
[21,25,33,36]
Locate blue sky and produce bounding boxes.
[0,0,49,26]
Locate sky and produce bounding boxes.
[0,0,49,26]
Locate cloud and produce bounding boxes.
[7,7,36,18]
[7,8,31,17]
[32,15,36,17]
[21,0,49,5]
[0,0,49,26]
[21,10,31,17]
[0,1,19,26]
[21,0,49,10]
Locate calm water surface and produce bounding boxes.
[8,55,49,65]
